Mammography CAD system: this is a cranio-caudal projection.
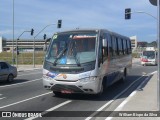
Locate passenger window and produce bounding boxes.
[108,35,113,57]
[112,36,118,57]
[123,39,127,55]
[102,35,108,61]
[116,37,119,55]
[118,38,122,55]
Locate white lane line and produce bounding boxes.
[85,75,145,120]
[0,92,52,109]
[0,94,6,100]
[0,97,6,100]
[25,100,72,120]
[105,71,157,120]
[0,78,42,88]
[18,72,42,77]
[150,71,157,75]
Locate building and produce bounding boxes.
[1,39,46,52]
[130,36,138,52]
[0,36,7,53]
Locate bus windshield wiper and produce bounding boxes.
[53,47,67,66]
[72,42,81,66]
[73,52,81,66]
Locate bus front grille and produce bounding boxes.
[51,84,84,93]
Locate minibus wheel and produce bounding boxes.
[95,83,104,97]
[120,68,127,83]
[53,91,62,96]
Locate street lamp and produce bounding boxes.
[157,0,160,111]
[149,0,160,111]
[125,4,159,110]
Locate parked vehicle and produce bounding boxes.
[0,61,17,82]
[43,29,132,96]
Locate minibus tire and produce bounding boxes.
[95,84,103,97]
[120,68,127,83]
[53,91,62,96]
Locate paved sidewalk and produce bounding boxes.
[132,58,140,63]
[110,72,159,120]
[15,65,43,72]
[15,58,139,72]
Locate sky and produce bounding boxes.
[0,0,157,42]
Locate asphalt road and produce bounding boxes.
[0,61,157,120]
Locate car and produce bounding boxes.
[0,61,17,82]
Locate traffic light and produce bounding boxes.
[57,20,62,28]
[43,34,47,40]
[31,28,34,36]
[125,8,131,19]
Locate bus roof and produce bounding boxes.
[55,29,130,40]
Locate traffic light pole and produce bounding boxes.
[125,5,159,110]
[126,11,157,20]
[157,0,160,111]
[16,30,33,68]
[33,24,55,68]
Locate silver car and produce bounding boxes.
[0,61,17,82]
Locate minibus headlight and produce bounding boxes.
[79,77,98,82]
[43,75,52,80]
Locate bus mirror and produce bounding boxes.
[43,38,51,51]
[102,39,107,47]
[43,44,47,51]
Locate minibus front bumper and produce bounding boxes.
[43,76,101,94]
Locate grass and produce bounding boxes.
[0,52,45,64]
[0,51,138,64]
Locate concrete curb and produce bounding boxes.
[18,68,42,72]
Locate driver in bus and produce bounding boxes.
[51,44,58,57]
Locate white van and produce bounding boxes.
[140,50,157,66]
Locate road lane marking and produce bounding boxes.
[25,100,72,120]
[0,78,42,88]
[85,75,146,120]
[0,97,6,100]
[150,71,157,75]
[105,71,157,120]
[0,92,52,109]
[0,94,6,100]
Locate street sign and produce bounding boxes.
[149,0,157,6]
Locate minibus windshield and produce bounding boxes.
[143,51,155,59]
[45,32,97,65]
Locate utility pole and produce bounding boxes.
[126,0,159,110]
[12,0,15,65]
[149,0,159,111]
[157,0,160,111]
